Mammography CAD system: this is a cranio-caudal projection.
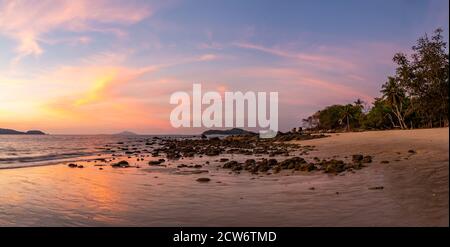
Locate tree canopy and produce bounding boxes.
[302,28,449,131]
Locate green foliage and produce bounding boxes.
[315,104,362,130]
[302,28,449,131]
[360,98,393,129]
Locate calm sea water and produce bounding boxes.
[0,135,172,169]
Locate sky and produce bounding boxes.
[0,0,448,134]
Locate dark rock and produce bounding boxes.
[279,157,306,169]
[111,160,130,168]
[362,155,372,163]
[148,160,163,165]
[223,160,239,169]
[196,177,211,183]
[352,154,364,163]
[68,163,78,168]
[322,159,346,173]
[267,159,278,166]
[369,186,384,190]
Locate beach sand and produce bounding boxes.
[0,128,448,226]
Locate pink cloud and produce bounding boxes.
[0,0,151,62]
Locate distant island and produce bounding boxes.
[114,131,139,136]
[0,128,46,135]
[202,128,255,136]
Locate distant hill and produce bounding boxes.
[0,128,46,135]
[202,128,255,136]
[114,131,139,136]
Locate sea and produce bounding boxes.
[0,134,187,169]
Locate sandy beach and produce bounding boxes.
[0,128,448,226]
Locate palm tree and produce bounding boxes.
[381,77,407,129]
[340,105,354,131]
[354,98,365,110]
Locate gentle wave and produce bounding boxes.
[0,152,95,164]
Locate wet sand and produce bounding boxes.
[0,128,448,226]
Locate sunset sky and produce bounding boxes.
[0,0,448,134]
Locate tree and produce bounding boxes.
[340,105,354,131]
[361,98,394,129]
[381,77,408,129]
[354,98,365,110]
[300,28,449,131]
[393,28,449,127]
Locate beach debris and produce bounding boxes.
[67,163,78,168]
[196,177,211,182]
[77,165,84,168]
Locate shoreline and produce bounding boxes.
[0,128,448,226]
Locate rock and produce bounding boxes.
[77,165,84,168]
[408,149,416,154]
[219,158,229,162]
[245,159,256,166]
[111,160,130,168]
[322,159,346,173]
[279,157,306,169]
[301,163,316,172]
[369,186,384,190]
[352,154,364,163]
[194,164,202,168]
[381,160,390,164]
[166,152,181,160]
[267,159,278,166]
[196,177,211,183]
[68,163,78,168]
[223,160,239,169]
[362,155,372,163]
[148,160,163,165]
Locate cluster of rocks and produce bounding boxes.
[151,135,322,160]
[221,154,374,175]
[67,163,84,168]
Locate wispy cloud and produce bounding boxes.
[233,42,356,70]
[0,0,151,62]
